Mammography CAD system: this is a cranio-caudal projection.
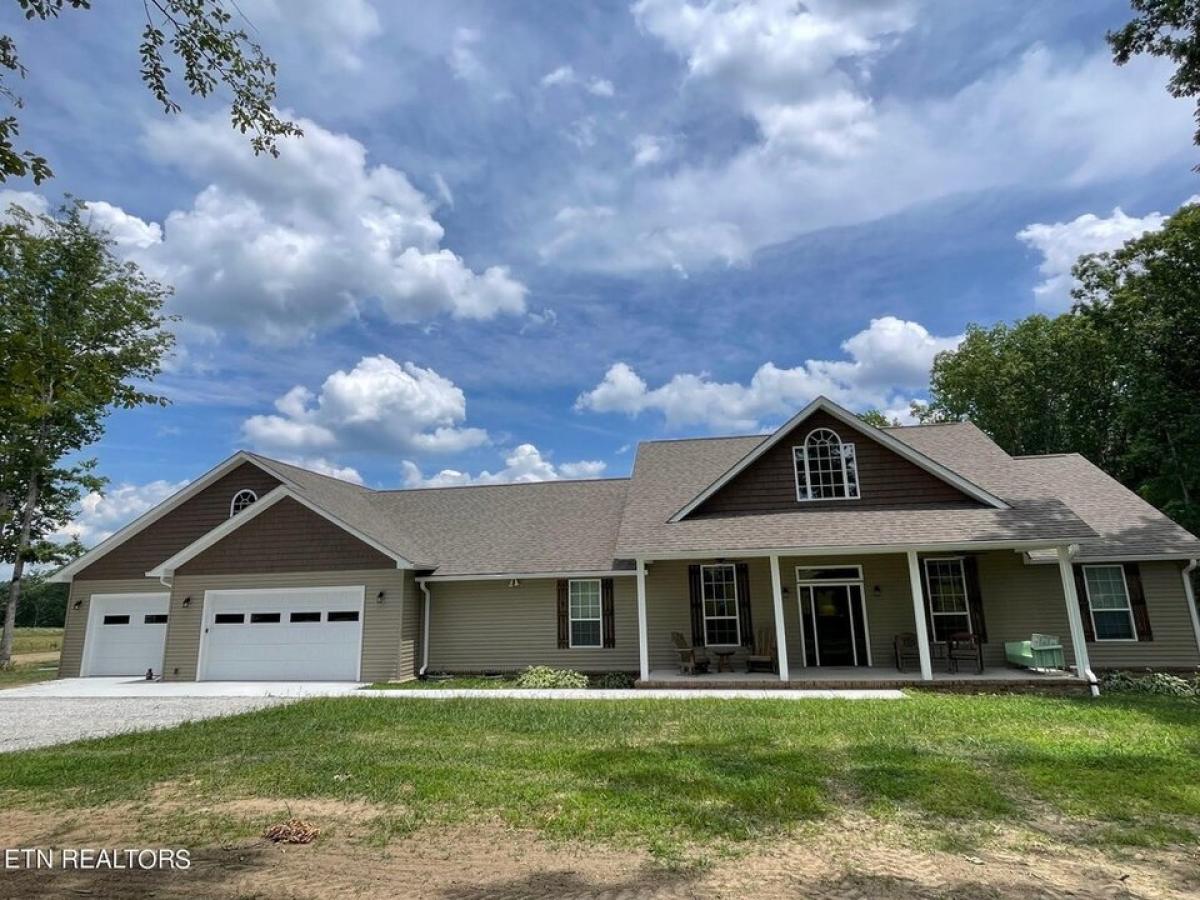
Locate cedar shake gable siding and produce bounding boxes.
[77,462,282,580]
[177,496,394,576]
[692,410,983,518]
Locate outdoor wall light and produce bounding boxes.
[781,586,790,596]
[182,596,192,607]
[376,590,386,603]
[873,585,882,595]
[508,579,521,588]
[72,599,82,610]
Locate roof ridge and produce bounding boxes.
[641,434,767,445]
[1012,452,1086,460]
[376,476,631,494]
[243,451,373,492]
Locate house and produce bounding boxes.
[50,397,1200,688]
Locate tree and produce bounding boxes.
[0,200,174,666]
[857,409,900,428]
[1075,202,1200,531]
[917,315,1123,469]
[1108,0,1200,167]
[0,571,69,627]
[2,0,300,183]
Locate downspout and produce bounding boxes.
[1182,560,1200,661]
[419,580,432,677]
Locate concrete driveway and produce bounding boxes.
[0,677,366,752]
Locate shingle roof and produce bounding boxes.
[614,430,1096,557]
[237,413,1199,575]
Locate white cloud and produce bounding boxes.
[587,78,615,97]
[56,480,189,547]
[401,444,606,487]
[546,4,1194,274]
[280,457,365,485]
[243,356,488,458]
[240,0,381,70]
[632,134,667,167]
[576,316,959,430]
[541,65,576,87]
[1017,196,1200,310]
[449,27,486,81]
[541,65,614,97]
[59,112,525,343]
[0,189,49,218]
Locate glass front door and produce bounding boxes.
[799,583,868,666]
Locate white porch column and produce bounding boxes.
[1057,545,1098,694]
[1182,561,1200,659]
[636,558,649,682]
[906,550,933,681]
[769,554,790,682]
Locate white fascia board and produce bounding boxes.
[146,486,413,578]
[49,451,293,583]
[417,570,638,583]
[668,397,1008,522]
[630,537,1076,562]
[1022,551,1200,565]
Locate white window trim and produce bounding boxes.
[1081,564,1139,643]
[795,564,865,584]
[794,564,871,668]
[567,578,603,649]
[923,556,973,643]
[793,428,861,503]
[699,563,740,647]
[229,488,258,517]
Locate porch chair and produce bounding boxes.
[894,632,921,672]
[946,631,984,675]
[746,627,778,674]
[671,631,711,676]
[1004,633,1065,671]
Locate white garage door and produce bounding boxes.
[198,586,364,681]
[81,593,170,677]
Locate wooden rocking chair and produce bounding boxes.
[671,631,710,676]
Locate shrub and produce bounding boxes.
[515,666,588,689]
[1100,670,1200,698]
[590,671,635,689]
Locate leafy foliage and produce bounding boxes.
[1,0,299,183]
[1100,670,1200,698]
[1109,0,1200,168]
[589,671,635,689]
[921,200,1200,532]
[0,199,174,664]
[0,573,68,627]
[514,666,589,689]
[857,409,900,428]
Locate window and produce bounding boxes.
[796,565,863,583]
[568,579,603,648]
[1083,565,1136,641]
[794,428,860,501]
[214,613,245,624]
[229,489,258,517]
[290,611,321,623]
[143,614,168,625]
[250,612,281,624]
[327,610,359,622]
[102,614,130,625]
[701,564,740,646]
[923,558,972,642]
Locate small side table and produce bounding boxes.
[713,649,736,673]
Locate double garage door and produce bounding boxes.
[198,587,364,681]
[80,587,364,681]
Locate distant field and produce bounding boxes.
[10,627,63,656]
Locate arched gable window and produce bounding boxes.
[793,428,860,501]
[229,489,258,517]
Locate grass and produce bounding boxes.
[0,660,58,689]
[1,693,1198,859]
[7,627,63,655]
[368,675,518,690]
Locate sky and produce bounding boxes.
[2,0,1198,551]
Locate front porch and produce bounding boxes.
[639,665,1084,692]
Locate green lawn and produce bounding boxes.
[2,694,1198,859]
[368,675,517,689]
[0,660,57,689]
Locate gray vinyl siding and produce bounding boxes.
[398,570,419,680]
[161,569,406,681]
[59,578,169,678]
[426,577,639,672]
[1083,560,1199,669]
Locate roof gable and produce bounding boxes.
[670,397,1008,522]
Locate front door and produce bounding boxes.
[799,582,869,666]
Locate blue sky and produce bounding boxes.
[2,0,1197,547]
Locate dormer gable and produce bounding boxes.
[672,397,1007,521]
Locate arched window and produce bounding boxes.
[229,489,258,517]
[793,428,860,501]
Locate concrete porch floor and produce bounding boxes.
[640,665,1084,691]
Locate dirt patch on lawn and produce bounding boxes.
[0,812,1196,899]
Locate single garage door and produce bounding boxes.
[198,586,364,681]
[81,593,170,677]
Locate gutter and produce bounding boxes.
[419,580,432,677]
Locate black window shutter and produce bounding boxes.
[1125,563,1153,641]
[918,558,936,644]
[688,565,704,646]
[556,579,569,649]
[601,577,616,648]
[735,562,753,648]
[1072,565,1095,642]
[962,556,988,643]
